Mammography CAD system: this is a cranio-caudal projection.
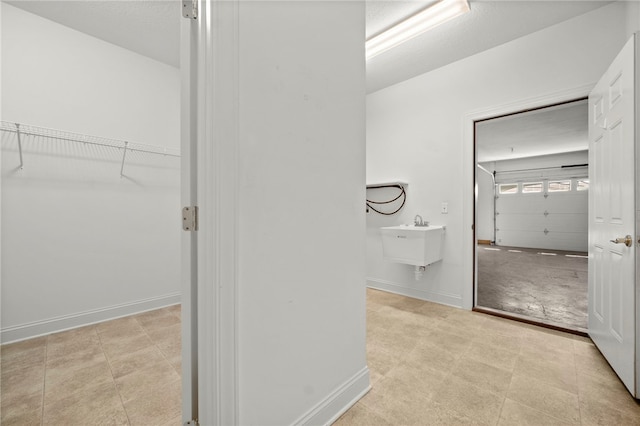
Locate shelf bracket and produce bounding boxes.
[15,123,24,169]
[120,141,128,178]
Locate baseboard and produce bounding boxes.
[1,292,181,344]
[366,278,463,308]
[477,240,493,245]
[293,366,371,426]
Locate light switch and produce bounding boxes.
[441,202,448,214]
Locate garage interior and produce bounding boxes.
[475,99,588,332]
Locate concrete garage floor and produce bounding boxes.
[476,245,588,331]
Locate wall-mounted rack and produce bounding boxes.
[0,121,180,177]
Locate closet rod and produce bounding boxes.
[0,121,181,158]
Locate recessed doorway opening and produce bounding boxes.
[474,98,588,334]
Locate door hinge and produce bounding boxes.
[184,420,199,426]
[182,206,199,231]
[182,0,198,19]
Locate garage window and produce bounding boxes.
[549,180,571,192]
[577,179,589,191]
[522,182,543,193]
[499,183,518,194]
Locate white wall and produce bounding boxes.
[1,4,181,342]
[366,2,638,308]
[236,2,368,424]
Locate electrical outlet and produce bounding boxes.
[441,202,448,214]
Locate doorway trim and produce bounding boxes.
[461,83,595,311]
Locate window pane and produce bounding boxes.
[549,180,571,192]
[499,183,518,194]
[577,179,589,191]
[522,182,542,193]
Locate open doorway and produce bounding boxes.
[474,98,589,333]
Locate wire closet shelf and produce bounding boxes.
[0,121,180,176]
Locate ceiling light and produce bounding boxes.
[366,0,470,60]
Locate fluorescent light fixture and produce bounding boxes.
[366,0,470,60]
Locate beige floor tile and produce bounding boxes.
[139,314,181,333]
[577,369,640,418]
[44,356,114,406]
[366,346,402,377]
[520,339,575,365]
[135,308,180,331]
[155,333,182,360]
[45,343,104,372]
[451,357,513,396]
[575,352,619,383]
[166,304,181,318]
[1,347,46,375]
[108,345,168,379]
[498,398,573,426]
[367,325,420,356]
[416,400,486,425]
[473,329,525,354]
[146,322,181,342]
[168,354,182,376]
[0,337,47,374]
[404,340,462,374]
[46,326,101,360]
[1,336,47,357]
[431,375,505,426]
[512,351,578,394]
[579,396,640,425]
[525,327,576,354]
[465,340,519,372]
[385,362,448,400]
[43,381,129,426]
[1,364,45,404]
[358,376,434,425]
[0,391,42,426]
[572,338,602,359]
[422,327,473,355]
[96,315,147,341]
[115,360,181,403]
[507,374,580,424]
[123,378,181,426]
[0,409,42,426]
[161,416,184,426]
[333,402,392,426]
[444,309,489,332]
[101,332,155,360]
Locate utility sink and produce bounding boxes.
[380,225,445,267]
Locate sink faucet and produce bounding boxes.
[414,215,423,226]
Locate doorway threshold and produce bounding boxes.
[473,306,589,337]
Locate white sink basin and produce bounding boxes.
[380,225,445,266]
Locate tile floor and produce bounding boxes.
[3,291,640,425]
[336,289,640,425]
[1,305,182,425]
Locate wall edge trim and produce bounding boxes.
[1,292,181,344]
[292,366,371,426]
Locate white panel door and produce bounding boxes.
[588,35,636,396]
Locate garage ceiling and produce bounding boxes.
[476,99,588,163]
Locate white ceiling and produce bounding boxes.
[7,0,611,93]
[366,1,610,93]
[476,99,588,163]
[6,0,181,68]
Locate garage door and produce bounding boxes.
[495,177,588,252]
